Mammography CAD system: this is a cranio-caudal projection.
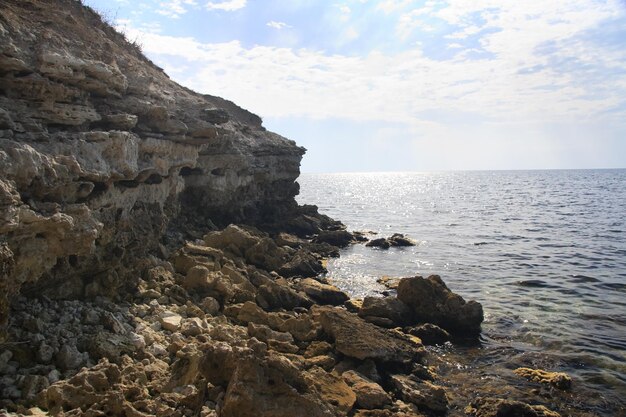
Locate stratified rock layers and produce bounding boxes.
[0,0,304,336]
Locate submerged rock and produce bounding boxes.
[513,367,572,390]
[465,397,562,417]
[390,374,448,414]
[397,275,483,336]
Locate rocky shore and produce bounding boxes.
[1,220,570,417]
[0,1,584,416]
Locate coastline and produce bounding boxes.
[1,213,576,416]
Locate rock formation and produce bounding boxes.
[0,0,305,337]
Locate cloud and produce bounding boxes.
[206,0,246,11]
[156,0,197,18]
[118,1,626,131]
[267,20,292,30]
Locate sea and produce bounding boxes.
[296,169,626,416]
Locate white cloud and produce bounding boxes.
[206,0,246,11]
[267,20,292,30]
[120,1,626,131]
[156,0,197,18]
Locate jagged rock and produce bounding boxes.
[278,249,324,278]
[220,353,337,417]
[513,368,572,390]
[88,332,137,362]
[315,306,423,363]
[275,313,322,342]
[397,275,483,336]
[406,324,450,346]
[342,370,391,410]
[358,296,412,327]
[256,280,312,311]
[41,359,122,414]
[390,375,448,414]
[465,397,562,417]
[298,278,349,306]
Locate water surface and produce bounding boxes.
[297,170,626,415]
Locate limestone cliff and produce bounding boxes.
[0,0,305,337]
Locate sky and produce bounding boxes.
[84,0,626,172]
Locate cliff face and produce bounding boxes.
[0,0,304,336]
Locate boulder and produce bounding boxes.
[220,353,337,417]
[513,367,572,390]
[256,280,312,311]
[298,278,349,306]
[313,230,354,248]
[315,306,423,364]
[358,296,412,327]
[397,275,483,336]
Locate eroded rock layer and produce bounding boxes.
[0,0,304,335]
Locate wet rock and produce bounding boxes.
[390,374,448,414]
[313,230,354,248]
[397,275,483,336]
[342,370,391,410]
[315,306,423,363]
[513,367,572,390]
[358,296,412,327]
[366,234,416,249]
[406,324,450,345]
[388,234,416,247]
[377,276,401,290]
[298,278,349,306]
[465,397,562,417]
[365,238,391,249]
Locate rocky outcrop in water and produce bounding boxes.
[0,0,306,338]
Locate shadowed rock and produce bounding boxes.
[397,275,483,336]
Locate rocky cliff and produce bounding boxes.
[0,0,304,338]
